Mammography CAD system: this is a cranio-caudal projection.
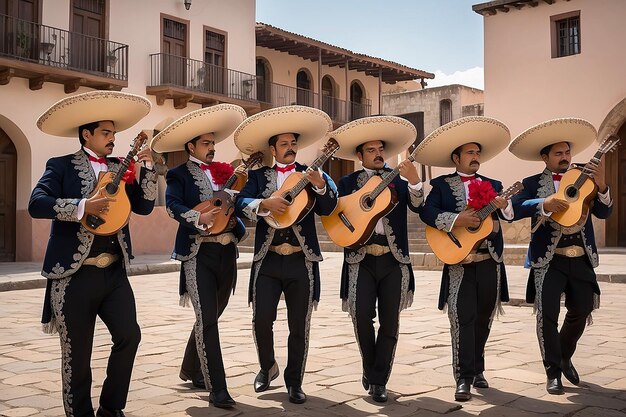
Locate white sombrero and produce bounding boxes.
[331,115,416,161]
[413,116,511,167]
[150,104,247,153]
[508,118,596,161]
[37,91,151,137]
[234,105,332,166]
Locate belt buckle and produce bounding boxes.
[366,244,383,256]
[96,253,111,268]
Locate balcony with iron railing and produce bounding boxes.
[0,13,128,91]
[146,53,261,111]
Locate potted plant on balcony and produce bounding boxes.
[107,51,118,68]
[16,30,33,59]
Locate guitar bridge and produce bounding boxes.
[338,212,355,232]
[86,214,106,229]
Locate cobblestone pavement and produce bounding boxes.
[1,252,625,416]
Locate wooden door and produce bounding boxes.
[0,131,16,262]
[203,29,225,94]
[162,17,186,86]
[605,122,626,247]
[322,158,354,185]
[71,0,105,72]
[1,0,39,59]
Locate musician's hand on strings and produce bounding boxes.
[306,169,326,189]
[136,148,154,165]
[85,193,116,216]
[399,160,421,185]
[260,196,290,215]
[492,196,508,210]
[455,209,481,228]
[199,207,221,228]
[543,195,569,213]
[587,156,608,193]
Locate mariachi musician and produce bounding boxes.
[234,105,337,404]
[150,105,248,409]
[330,116,424,403]
[508,118,612,395]
[29,91,156,417]
[415,117,513,402]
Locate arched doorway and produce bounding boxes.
[350,81,364,120]
[321,75,337,119]
[0,129,17,261]
[296,69,313,107]
[256,58,271,103]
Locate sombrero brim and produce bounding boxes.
[234,105,332,166]
[37,91,151,137]
[150,104,247,153]
[331,116,416,161]
[508,118,596,161]
[413,116,511,167]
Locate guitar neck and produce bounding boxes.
[476,200,499,221]
[112,151,137,185]
[287,151,334,196]
[223,172,239,189]
[370,155,416,199]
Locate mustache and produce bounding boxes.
[106,142,115,148]
[284,150,296,157]
[470,161,479,165]
[374,157,384,162]
[559,160,569,164]
[207,151,215,156]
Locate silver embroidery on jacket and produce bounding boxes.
[383,218,410,263]
[300,260,316,381]
[50,277,74,416]
[293,224,323,262]
[445,176,467,212]
[53,199,81,222]
[140,168,158,201]
[447,264,464,380]
[532,266,549,359]
[188,161,213,201]
[435,212,457,231]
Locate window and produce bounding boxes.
[551,11,581,58]
[440,99,452,126]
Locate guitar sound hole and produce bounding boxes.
[105,183,118,194]
[214,199,222,207]
[284,194,293,204]
[363,197,373,210]
[565,186,578,199]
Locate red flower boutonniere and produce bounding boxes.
[121,159,137,184]
[208,161,234,186]
[388,183,395,188]
[467,179,497,210]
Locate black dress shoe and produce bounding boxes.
[179,369,206,389]
[254,362,279,393]
[287,385,307,404]
[473,373,489,388]
[96,406,125,417]
[454,379,471,401]
[546,377,564,395]
[209,388,236,409]
[362,375,370,392]
[370,384,388,403]
[561,359,580,385]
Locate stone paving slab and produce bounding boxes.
[0,252,625,416]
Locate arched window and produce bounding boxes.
[256,58,271,103]
[296,70,313,106]
[321,75,336,118]
[440,99,452,126]
[350,82,365,120]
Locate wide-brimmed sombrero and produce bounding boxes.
[37,91,151,137]
[508,118,596,161]
[150,104,247,153]
[234,105,332,166]
[331,115,416,161]
[413,116,510,167]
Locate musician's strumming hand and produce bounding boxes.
[136,148,154,165]
[85,193,116,216]
[455,209,481,228]
[492,196,508,210]
[306,169,326,189]
[398,159,421,185]
[587,156,607,193]
[543,195,569,213]
[199,207,221,228]
[260,196,290,215]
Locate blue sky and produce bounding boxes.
[256,0,486,89]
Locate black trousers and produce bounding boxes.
[447,258,498,382]
[180,242,236,392]
[253,251,312,388]
[354,253,402,386]
[50,260,140,417]
[538,255,595,379]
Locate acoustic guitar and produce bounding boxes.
[425,181,523,265]
[193,151,264,235]
[321,155,416,248]
[264,138,340,229]
[551,134,620,227]
[82,131,148,235]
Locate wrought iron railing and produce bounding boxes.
[149,53,258,101]
[0,13,128,80]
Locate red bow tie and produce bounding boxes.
[552,174,563,181]
[199,163,211,171]
[460,175,475,182]
[88,155,107,165]
[275,164,295,173]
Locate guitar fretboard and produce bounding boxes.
[283,144,338,198]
